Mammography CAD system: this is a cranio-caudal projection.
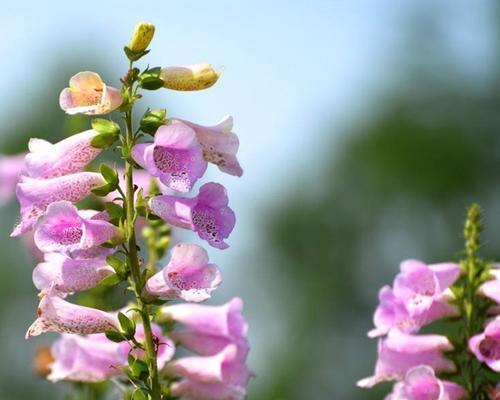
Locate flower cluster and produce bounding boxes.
[360,205,500,399]
[6,22,250,400]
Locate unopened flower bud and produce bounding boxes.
[34,345,54,377]
[160,63,221,91]
[128,22,155,53]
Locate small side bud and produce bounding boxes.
[160,63,221,91]
[140,108,167,135]
[128,22,155,53]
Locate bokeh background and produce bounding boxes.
[1,0,500,399]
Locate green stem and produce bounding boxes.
[123,70,161,400]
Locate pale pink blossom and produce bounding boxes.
[11,172,105,236]
[170,116,243,177]
[357,330,455,388]
[34,201,121,253]
[32,252,113,294]
[26,290,118,339]
[59,72,122,115]
[146,243,221,302]
[149,182,235,249]
[132,122,207,193]
[385,365,466,400]
[24,130,101,179]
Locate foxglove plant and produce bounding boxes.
[360,204,500,399]
[9,22,250,400]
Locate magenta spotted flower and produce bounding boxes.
[11,172,106,237]
[132,122,207,193]
[168,344,252,400]
[26,289,118,339]
[149,182,235,249]
[49,333,123,382]
[171,116,243,177]
[386,365,466,400]
[0,153,25,206]
[24,130,101,179]
[146,243,221,302]
[469,316,500,372]
[59,72,122,115]
[161,297,248,356]
[357,330,455,388]
[33,252,114,295]
[34,201,122,253]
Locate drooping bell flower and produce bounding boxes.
[132,122,207,193]
[0,153,25,206]
[385,365,466,400]
[168,344,251,399]
[369,285,459,338]
[24,130,101,179]
[170,116,243,177]
[33,252,114,295]
[160,63,220,91]
[146,243,222,303]
[59,72,122,115]
[149,182,235,249]
[118,324,175,371]
[26,289,119,338]
[392,260,461,317]
[469,316,500,372]
[357,330,455,388]
[160,297,248,356]
[479,265,500,304]
[34,201,122,253]
[11,172,106,237]
[48,333,123,382]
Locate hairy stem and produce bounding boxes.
[123,67,161,400]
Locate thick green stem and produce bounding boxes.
[123,77,161,399]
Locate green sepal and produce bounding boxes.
[92,119,121,136]
[124,46,150,62]
[91,183,116,197]
[131,387,150,400]
[100,164,119,186]
[139,67,164,90]
[105,202,125,223]
[139,108,167,135]
[99,273,122,287]
[106,255,127,277]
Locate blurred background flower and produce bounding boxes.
[1,0,500,398]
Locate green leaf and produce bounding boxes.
[140,108,167,135]
[91,118,120,136]
[91,132,119,149]
[91,183,115,197]
[118,312,136,338]
[131,387,150,400]
[99,273,122,287]
[105,202,125,221]
[105,329,125,343]
[100,164,119,186]
[106,255,127,276]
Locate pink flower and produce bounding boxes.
[0,153,25,205]
[469,316,500,371]
[34,201,121,253]
[48,333,122,382]
[357,330,455,388]
[118,324,175,371]
[24,130,101,179]
[488,384,500,400]
[160,297,248,356]
[59,72,122,115]
[32,252,113,294]
[369,260,460,338]
[132,122,207,193]
[149,182,235,249]
[479,265,500,304]
[386,365,466,400]
[26,289,118,339]
[11,172,106,237]
[146,243,222,302]
[168,344,251,400]
[171,116,243,177]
